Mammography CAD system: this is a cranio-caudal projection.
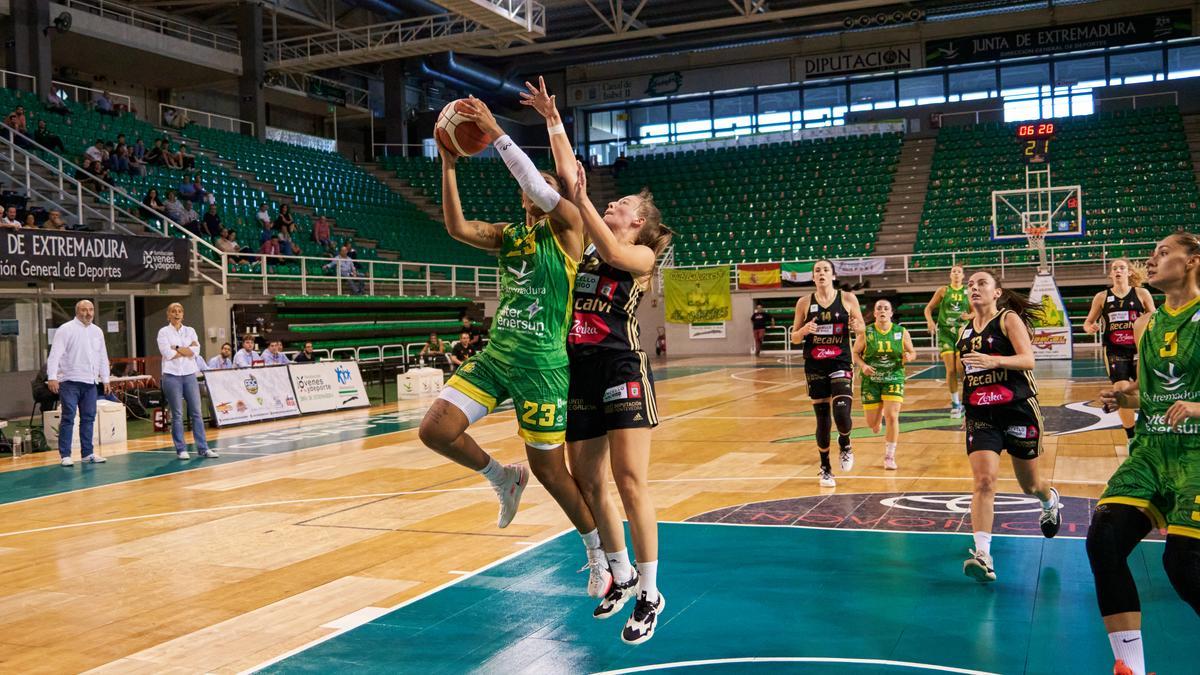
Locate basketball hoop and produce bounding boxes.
[1024,225,1048,250]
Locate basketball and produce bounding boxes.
[435,99,491,157]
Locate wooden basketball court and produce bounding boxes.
[0,355,1187,674]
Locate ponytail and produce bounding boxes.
[980,270,1043,329]
[633,189,673,272]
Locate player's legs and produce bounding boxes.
[807,368,836,486]
[1107,354,1138,439]
[965,433,1001,582]
[939,334,963,415]
[609,426,663,644]
[418,398,489,471]
[1162,534,1200,615]
[1087,503,1154,675]
[831,373,854,472]
[526,443,597,533]
[882,399,902,470]
[1007,399,1060,538]
[567,435,622,599]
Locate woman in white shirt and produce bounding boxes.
[157,303,219,460]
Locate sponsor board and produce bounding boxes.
[797,45,920,80]
[288,362,370,414]
[0,229,189,284]
[1029,272,1073,360]
[689,322,727,339]
[205,366,300,426]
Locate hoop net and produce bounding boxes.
[1024,224,1048,250]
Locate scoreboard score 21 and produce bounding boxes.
[1017,122,1055,163]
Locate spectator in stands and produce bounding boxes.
[449,331,475,369]
[132,138,146,161]
[162,140,183,170]
[90,158,111,187]
[110,136,130,174]
[189,175,208,204]
[260,232,281,256]
[262,340,290,366]
[258,218,274,245]
[612,152,629,178]
[201,204,221,238]
[23,213,36,229]
[293,342,318,363]
[44,210,66,230]
[215,228,245,261]
[324,245,363,295]
[144,138,166,167]
[158,302,217,460]
[163,190,185,223]
[33,120,65,153]
[4,105,29,148]
[44,90,70,116]
[74,159,98,192]
[0,207,20,230]
[256,203,272,228]
[274,204,295,231]
[460,316,483,347]
[84,139,106,165]
[178,201,200,236]
[420,332,447,366]
[278,222,295,256]
[208,342,234,370]
[312,215,332,250]
[141,188,165,219]
[94,90,117,117]
[46,299,110,466]
[164,106,191,129]
[178,175,197,202]
[233,334,260,368]
[177,142,195,170]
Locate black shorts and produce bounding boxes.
[804,362,853,400]
[566,350,659,442]
[965,398,1044,460]
[1104,350,1136,383]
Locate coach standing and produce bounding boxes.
[46,299,110,466]
[157,303,218,460]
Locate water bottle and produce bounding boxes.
[12,431,22,458]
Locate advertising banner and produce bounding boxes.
[205,366,300,426]
[797,44,920,80]
[0,229,190,284]
[289,361,370,414]
[833,258,887,277]
[926,10,1191,66]
[1028,272,1074,360]
[663,266,732,324]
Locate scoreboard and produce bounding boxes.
[1016,122,1055,163]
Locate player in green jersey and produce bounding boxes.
[852,298,916,470]
[418,96,610,598]
[924,265,970,418]
[1094,232,1200,675]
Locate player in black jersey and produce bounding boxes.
[1083,258,1155,441]
[791,260,866,487]
[557,156,672,643]
[958,271,1062,583]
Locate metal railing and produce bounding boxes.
[264,72,371,112]
[679,238,1159,290]
[0,129,228,291]
[55,0,241,54]
[220,250,501,298]
[0,69,35,91]
[372,142,554,160]
[159,104,254,136]
[50,80,132,113]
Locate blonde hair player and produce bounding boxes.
[417,95,610,599]
[791,260,866,487]
[958,271,1061,583]
[1093,233,1200,675]
[1083,258,1155,442]
[852,298,916,470]
[924,264,970,418]
[524,76,672,644]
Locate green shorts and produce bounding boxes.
[937,324,963,355]
[1099,434,1200,539]
[444,349,569,449]
[862,378,904,409]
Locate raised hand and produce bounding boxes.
[519,76,558,120]
[459,96,504,141]
[571,160,588,203]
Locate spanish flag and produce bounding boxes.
[737,262,781,290]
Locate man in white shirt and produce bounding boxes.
[233,334,260,368]
[45,300,110,466]
[157,303,217,460]
[262,340,291,366]
[0,206,21,229]
[208,342,234,370]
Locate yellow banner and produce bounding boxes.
[663,266,732,324]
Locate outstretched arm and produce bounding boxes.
[521,76,578,197]
[439,144,503,251]
[569,162,655,276]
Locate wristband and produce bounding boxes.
[547,123,566,137]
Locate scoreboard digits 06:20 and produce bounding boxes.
[1016,121,1055,162]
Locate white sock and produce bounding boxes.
[580,528,602,551]
[638,560,659,602]
[1108,631,1144,675]
[1040,491,1058,510]
[607,548,634,584]
[885,442,897,455]
[973,531,992,556]
[478,457,505,485]
[951,392,961,405]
